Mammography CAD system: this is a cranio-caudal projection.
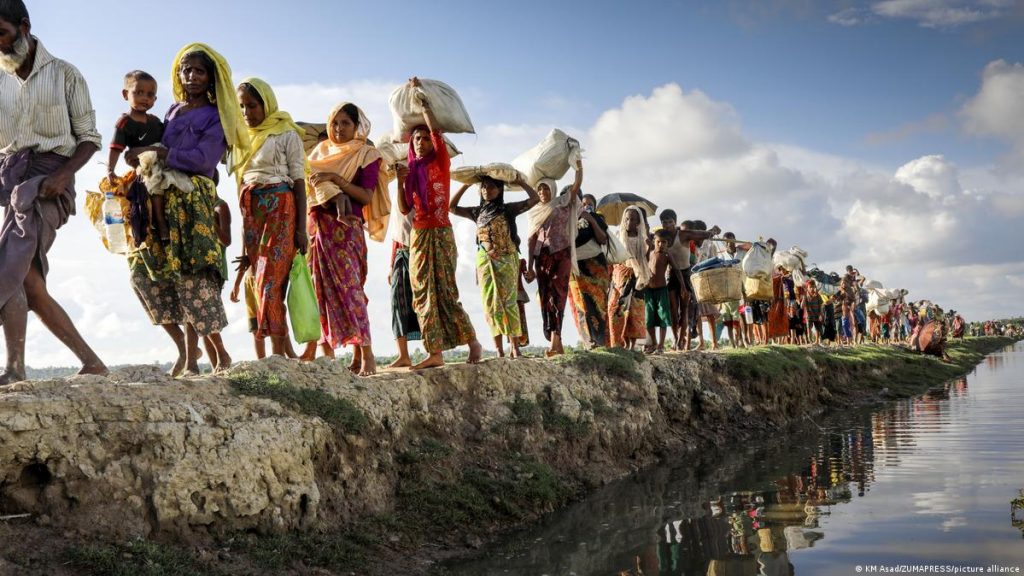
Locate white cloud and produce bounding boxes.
[961,60,1024,169]
[828,7,867,26]
[870,0,1013,28]
[893,154,962,200]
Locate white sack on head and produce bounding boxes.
[451,163,523,185]
[511,128,583,187]
[390,79,474,139]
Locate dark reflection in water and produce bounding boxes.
[441,343,1024,576]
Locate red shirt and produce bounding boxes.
[411,132,451,230]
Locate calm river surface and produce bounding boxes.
[441,342,1024,575]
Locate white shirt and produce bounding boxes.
[241,131,306,186]
[0,39,101,156]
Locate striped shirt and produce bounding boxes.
[0,38,102,157]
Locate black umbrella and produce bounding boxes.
[596,193,658,226]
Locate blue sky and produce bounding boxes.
[16,0,1024,366]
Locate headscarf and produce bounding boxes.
[171,43,250,175]
[475,178,520,246]
[619,206,652,289]
[235,77,308,187]
[526,178,580,273]
[307,102,391,241]
[405,125,435,208]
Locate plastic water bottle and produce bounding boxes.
[103,192,128,254]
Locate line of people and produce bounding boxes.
[0,2,974,384]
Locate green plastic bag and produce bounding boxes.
[287,253,322,343]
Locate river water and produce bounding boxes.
[441,343,1024,575]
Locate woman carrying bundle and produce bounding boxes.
[235,78,307,357]
[303,102,389,376]
[608,206,651,350]
[125,43,247,374]
[396,77,482,370]
[450,175,539,358]
[526,161,583,357]
[568,193,610,348]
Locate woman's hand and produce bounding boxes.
[309,172,329,188]
[396,164,409,181]
[524,268,536,283]
[295,229,309,255]
[233,254,251,274]
[408,76,422,88]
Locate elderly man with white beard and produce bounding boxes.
[0,0,106,384]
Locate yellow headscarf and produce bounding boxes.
[234,77,308,187]
[307,103,391,242]
[171,43,250,175]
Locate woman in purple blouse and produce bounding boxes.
[126,43,249,374]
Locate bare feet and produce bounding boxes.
[510,345,521,359]
[411,352,445,370]
[387,357,412,369]
[169,352,186,377]
[299,342,317,361]
[467,340,483,364]
[348,346,361,374]
[359,354,377,377]
[216,350,232,373]
[0,369,26,386]
[77,362,109,376]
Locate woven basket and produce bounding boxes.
[744,276,774,301]
[691,266,743,305]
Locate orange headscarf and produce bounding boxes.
[307,103,391,241]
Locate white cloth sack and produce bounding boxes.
[742,242,773,280]
[773,249,805,273]
[389,79,475,138]
[451,163,523,185]
[511,128,583,187]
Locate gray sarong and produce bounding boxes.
[0,149,74,308]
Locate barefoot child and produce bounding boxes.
[645,230,674,353]
[230,265,265,358]
[106,70,169,243]
[194,198,232,372]
[450,174,539,358]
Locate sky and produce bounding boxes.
[11,0,1024,367]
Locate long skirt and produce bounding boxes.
[477,247,521,338]
[767,274,789,339]
[163,176,226,283]
[535,246,572,341]
[308,205,371,348]
[569,255,610,348]
[608,264,646,347]
[162,176,228,336]
[391,246,421,341]
[241,183,296,338]
[410,226,476,352]
[129,264,181,326]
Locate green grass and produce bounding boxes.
[66,538,218,576]
[228,371,368,435]
[722,336,1017,398]
[552,347,645,383]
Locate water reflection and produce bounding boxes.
[442,344,1024,576]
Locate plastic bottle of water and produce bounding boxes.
[103,192,128,254]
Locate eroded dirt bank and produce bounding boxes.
[0,337,1013,575]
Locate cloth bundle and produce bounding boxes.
[511,128,583,188]
[389,79,475,138]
